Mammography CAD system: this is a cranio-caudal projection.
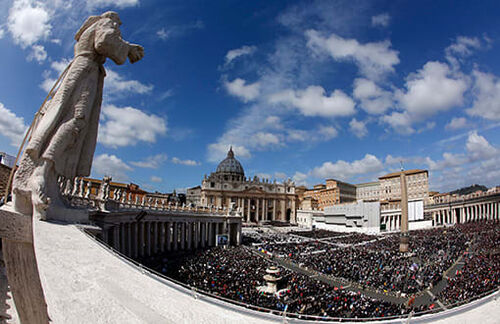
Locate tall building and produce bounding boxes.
[303,179,356,210]
[356,181,380,202]
[379,169,429,203]
[197,147,297,223]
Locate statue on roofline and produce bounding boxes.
[11,11,144,220]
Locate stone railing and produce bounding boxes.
[57,176,239,216]
[429,187,500,205]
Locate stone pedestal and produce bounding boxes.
[0,204,50,324]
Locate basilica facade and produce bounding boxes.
[192,148,297,223]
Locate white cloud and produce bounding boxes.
[0,28,5,39]
[381,111,414,135]
[171,157,200,166]
[8,0,51,48]
[445,36,481,69]
[207,143,251,163]
[445,117,468,131]
[99,105,167,148]
[27,44,47,63]
[150,176,162,183]
[396,61,467,120]
[287,125,338,143]
[157,28,168,40]
[269,85,355,117]
[131,154,168,169]
[349,118,368,138]
[311,154,384,181]
[92,153,132,182]
[256,173,271,179]
[105,69,153,97]
[465,131,497,161]
[305,29,399,80]
[156,20,204,40]
[371,13,390,27]
[318,125,338,139]
[467,70,500,121]
[0,102,28,147]
[292,171,308,186]
[353,78,392,114]
[224,78,260,102]
[225,45,257,65]
[86,0,139,9]
[251,132,282,148]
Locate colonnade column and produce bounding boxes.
[127,223,132,256]
[160,222,165,253]
[173,222,178,251]
[166,222,171,251]
[246,199,250,223]
[187,222,192,250]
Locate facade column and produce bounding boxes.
[120,224,126,253]
[246,199,251,222]
[280,199,286,221]
[166,222,171,251]
[228,222,232,246]
[173,222,178,251]
[273,199,276,221]
[256,199,260,223]
[291,199,296,224]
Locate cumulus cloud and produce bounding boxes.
[27,44,47,63]
[0,102,28,147]
[225,45,257,65]
[105,69,154,97]
[99,105,167,148]
[310,154,384,181]
[305,29,399,80]
[445,36,482,69]
[93,153,132,182]
[172,157,200,166]
[274,172,287,179]
[395,61,467,120]
[293,171,308,186]
[349,118,368,138]
[131,154,168,169]
[8,0,51,48]
[0,28,5,39]
[286,125,338,143]
[465,131,497,160]
[269,86,355,117]
[445,117,468,131]
[39,58,71,92]
[371,13,390,27]
[381,111,414,135]
[353,78,392,114]
[467,70,500,121]
[224,78,260,102]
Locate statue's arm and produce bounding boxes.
[94,18,143,65]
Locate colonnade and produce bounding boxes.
[431,201,500,226]
[95,212,243,258]
[381,214,401,232]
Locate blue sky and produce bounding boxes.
[1,0,500,193]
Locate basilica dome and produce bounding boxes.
[216,147,245,176]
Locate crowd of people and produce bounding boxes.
[139,246,422,319]
[437,221,500,305]
[135,220,499,318]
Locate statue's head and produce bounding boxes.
[75,11,122,41]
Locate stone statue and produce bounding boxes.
[11,11,144,220]
[98,176,111,200]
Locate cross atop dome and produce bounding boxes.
[227,146,234,158]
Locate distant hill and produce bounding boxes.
[450,184,488,195]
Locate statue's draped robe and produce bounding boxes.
[13,18,130,195]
